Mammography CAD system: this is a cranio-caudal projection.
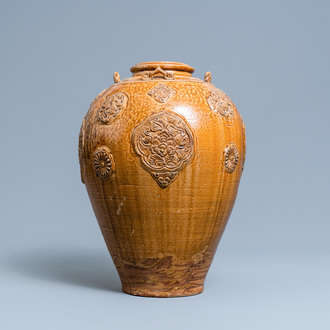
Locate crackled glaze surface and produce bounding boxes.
[79,61,246,297]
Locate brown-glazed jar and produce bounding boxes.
[79,61,246,297]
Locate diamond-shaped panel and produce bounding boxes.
[147,83,176,103]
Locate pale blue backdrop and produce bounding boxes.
[1,0,329,329]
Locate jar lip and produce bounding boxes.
[130,61,195,74]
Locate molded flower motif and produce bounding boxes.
[147,84,176,103]
[78,117,86,183]
[207,90,233,118]
[224,143,239,174]
[97,93,128,124]
[133,111,194,171]
[93,148,114,180]
[132,111,194,188]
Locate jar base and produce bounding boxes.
[122,285,204,298]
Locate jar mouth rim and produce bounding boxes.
[130,61,195,74]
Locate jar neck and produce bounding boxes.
[130,61,194,80]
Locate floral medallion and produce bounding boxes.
[147,83,176,103]
[207,90,233,118]
[132,111,194,188]
[151,172,178,188]
[242,120,246,172]
[93,147,115,180]
[78,117,86,183]
[224,143,239,174]
[97,93,128,124]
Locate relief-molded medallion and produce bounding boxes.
[132,111,194,188]
[97,93,128,124]
[147,83,176,104]
[223,143,239,174]
[242,120,246,172]
[78,117,86,183]
[207,90,233,118]
[93,147,115,180]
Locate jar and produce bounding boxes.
[79,61,246,297]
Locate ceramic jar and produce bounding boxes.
[79,61,246,297]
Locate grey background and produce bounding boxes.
[1,0,329,329]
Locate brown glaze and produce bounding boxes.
[79,61,246,297]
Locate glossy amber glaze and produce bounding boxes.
[79,61,246,297]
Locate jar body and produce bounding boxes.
[79,62,246,297]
